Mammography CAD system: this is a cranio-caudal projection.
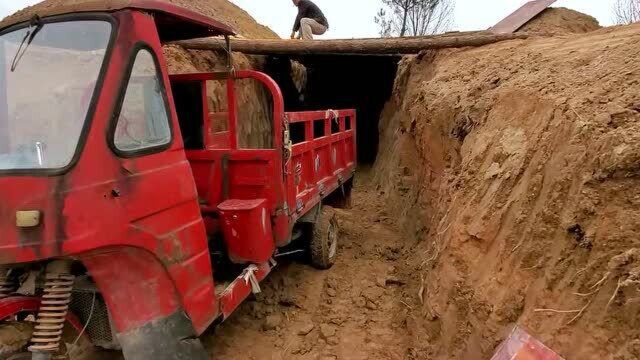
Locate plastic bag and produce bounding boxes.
[491,325,564,360]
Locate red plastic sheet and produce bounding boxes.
[491,326,564,360]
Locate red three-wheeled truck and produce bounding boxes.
[0,1,356,359]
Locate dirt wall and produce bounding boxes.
[374,19,640,360]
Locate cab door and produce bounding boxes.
[84,11,217,337]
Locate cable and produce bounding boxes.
[66,291,96,356]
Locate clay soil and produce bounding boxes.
[202,171,415,360]
[202,7,638,360]
[374,17,640,360]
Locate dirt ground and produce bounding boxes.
[202,170,416,360]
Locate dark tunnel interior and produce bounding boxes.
[264,55,400,164]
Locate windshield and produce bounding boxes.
[0,20,112,171]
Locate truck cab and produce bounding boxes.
[0,1,356,359]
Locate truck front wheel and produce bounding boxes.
[309,207,339,269]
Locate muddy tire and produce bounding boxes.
[309,207,339,269]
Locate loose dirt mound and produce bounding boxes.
[161,0,277,39]
[375,22,640,359]
[3,0,277,39]
[519,7,601,34]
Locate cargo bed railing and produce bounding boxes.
[284,109,356,218]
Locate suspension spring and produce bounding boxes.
[0,265,14,299]
[29,261,75,355]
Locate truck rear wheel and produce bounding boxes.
[309,207,339,269]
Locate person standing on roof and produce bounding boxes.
[290,0,329,40]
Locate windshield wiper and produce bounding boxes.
[11,15,43,72]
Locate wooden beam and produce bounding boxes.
[174,32,529,55]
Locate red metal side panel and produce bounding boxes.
[490,0,558,34]
[286,110,356,219]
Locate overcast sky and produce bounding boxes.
[1,0,617,39]
[230,0,616,38]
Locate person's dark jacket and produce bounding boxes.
[293,0,329,32]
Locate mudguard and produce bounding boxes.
[118,311,207,360]
[80,248,209,359]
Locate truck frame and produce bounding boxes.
[0,1,356,359]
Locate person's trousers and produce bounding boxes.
[299,18,327,39]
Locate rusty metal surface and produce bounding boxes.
[490,0,558,34]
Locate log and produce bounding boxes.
[174,31,529,55]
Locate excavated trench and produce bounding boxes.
[196,55,415,360]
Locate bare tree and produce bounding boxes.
[614,0,640,24]
[408,0,454,36]
[375,0,455,37]
[374,8,393,37]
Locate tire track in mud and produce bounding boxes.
[206,174,413,360]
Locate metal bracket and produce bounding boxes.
[298,203,321,223]
[224,35,234,72]
[275,203,290,217]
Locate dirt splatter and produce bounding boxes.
[0,323,33,357]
